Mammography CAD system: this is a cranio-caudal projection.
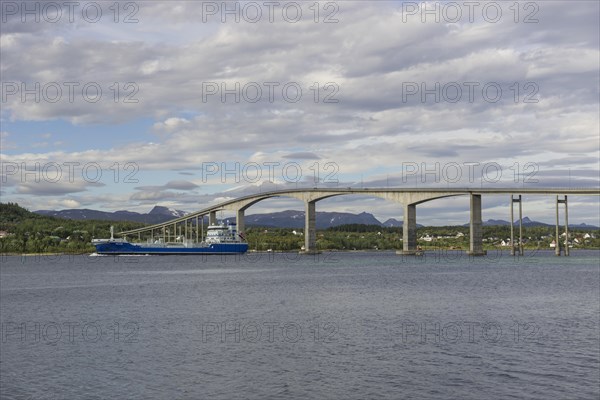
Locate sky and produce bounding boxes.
[1,0,599,225]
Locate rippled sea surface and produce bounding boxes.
[1,250,599,399]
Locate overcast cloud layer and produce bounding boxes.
[1,1,599,224]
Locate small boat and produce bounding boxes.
[92,224,248,255]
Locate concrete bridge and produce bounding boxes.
[119,188,600,256]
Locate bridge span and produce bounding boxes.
[119,188,600,256]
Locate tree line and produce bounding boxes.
[1,203,598,254]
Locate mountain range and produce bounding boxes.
[462,216,598,229]
[221,210,404,229]
[35,206,188,225]
[33,207,599,229]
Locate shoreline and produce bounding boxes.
[1,252,91,257]
[2,248,599,257]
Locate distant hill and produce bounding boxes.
[565,222,599,230]
[35,205,187,225]
[1,202,44,224]
[382,218,424,228]
[382,218,402,227]
[462,217,598,229]
[478,217,550,227]
[223,210,383,229]
[482,219,511,226]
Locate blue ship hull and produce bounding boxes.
[94,242,249,255]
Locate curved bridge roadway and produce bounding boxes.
[119,188,600,256]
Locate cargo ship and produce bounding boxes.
[92,224,248,255]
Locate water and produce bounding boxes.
[1,251,599,399]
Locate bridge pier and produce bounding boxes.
[209,211,217,225]
[398,203,419,255]
[236,209,245,235]
[556,196,569,256]
[301,200,320,254]
[510,195,524,256]
[467,194,486,256]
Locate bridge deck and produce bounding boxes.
[119,187,600,235]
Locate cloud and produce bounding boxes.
[129,191,184,201]
[1,1,598,223]
[57,198,81,209]
[15,180,103,196]
[152,117,190,132]
[134,180,199,191]
[282,152,321,160]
